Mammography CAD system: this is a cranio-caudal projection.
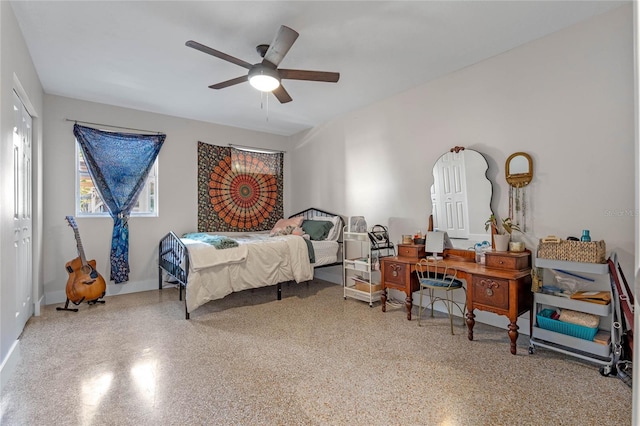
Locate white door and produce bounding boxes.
[433,151,469,239]
[13,90,33,334]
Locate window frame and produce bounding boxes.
[75,141,159,218]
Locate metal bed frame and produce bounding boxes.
[158,207,344,319]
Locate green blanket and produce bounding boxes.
[182,233,239,249]
[304,238,316,264]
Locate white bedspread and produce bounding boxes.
[185,234,313,313]
[182,238,248,270]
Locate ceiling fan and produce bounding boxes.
[186,25,340,104]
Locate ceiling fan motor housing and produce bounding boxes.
[256,44,270,58]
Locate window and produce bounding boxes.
[76,142,158,217]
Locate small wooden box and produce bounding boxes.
[355,281,382,293]
[397,244,425,258]
[485,251,530,271]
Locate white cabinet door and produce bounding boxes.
[13,90,33,335]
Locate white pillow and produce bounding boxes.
[312,214,342,241]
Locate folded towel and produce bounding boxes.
[559,309,600,328]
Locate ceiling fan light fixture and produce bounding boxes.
[248,66,280,92]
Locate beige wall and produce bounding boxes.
[291,5,634,276]
[37,5,635,309]
[42,96,290,303]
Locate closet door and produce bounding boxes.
[13,90,33,334]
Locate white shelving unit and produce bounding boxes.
[529,258,614,373]
[343,228,381,307]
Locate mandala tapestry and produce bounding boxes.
[198,142,283,232]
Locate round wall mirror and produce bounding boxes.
[505,152,533,188]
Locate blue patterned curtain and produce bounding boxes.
[73,124,165,283]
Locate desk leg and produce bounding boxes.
[508,321,519,355]
[381,288,387,312]
[466,310,475,341]
[405,293,412,321]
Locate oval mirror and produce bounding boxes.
[505,152,533,187]
[430,147,493,248]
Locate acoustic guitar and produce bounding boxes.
[57,216,106,311]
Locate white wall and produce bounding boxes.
[291,5,634,277]
[42,96,290,304]
[0,1,44,388]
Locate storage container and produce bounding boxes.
[354,281,382,293]
[536,308,598,341]
[537,239,606,264]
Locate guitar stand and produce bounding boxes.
[56,298,80,312]
[56,297,105,312]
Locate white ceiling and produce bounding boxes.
[11,1,625,136]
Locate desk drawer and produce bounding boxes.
[485,251,530,271]
[397,244,425,258]
[472,275,509,311]
[383,261,407,286]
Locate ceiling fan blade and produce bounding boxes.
[208,75,248,90]
[279,69,340,83]
[262,26,299,67]
[186,40,253,70]
[272,84,293,104]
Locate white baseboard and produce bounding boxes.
[34,294,45,316]
[45,279,158,305]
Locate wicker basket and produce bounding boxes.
[537,239,606,264]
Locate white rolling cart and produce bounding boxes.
[343,227,381,307]
[528,258,615,375]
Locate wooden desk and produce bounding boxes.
[380,254,532,355]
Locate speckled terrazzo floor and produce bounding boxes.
[0,279,632,425]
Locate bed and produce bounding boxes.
[158,208,344,318]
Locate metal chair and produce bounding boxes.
[416,257,467,334]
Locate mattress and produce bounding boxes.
[312,240,339,267]
[183,233,313,312]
